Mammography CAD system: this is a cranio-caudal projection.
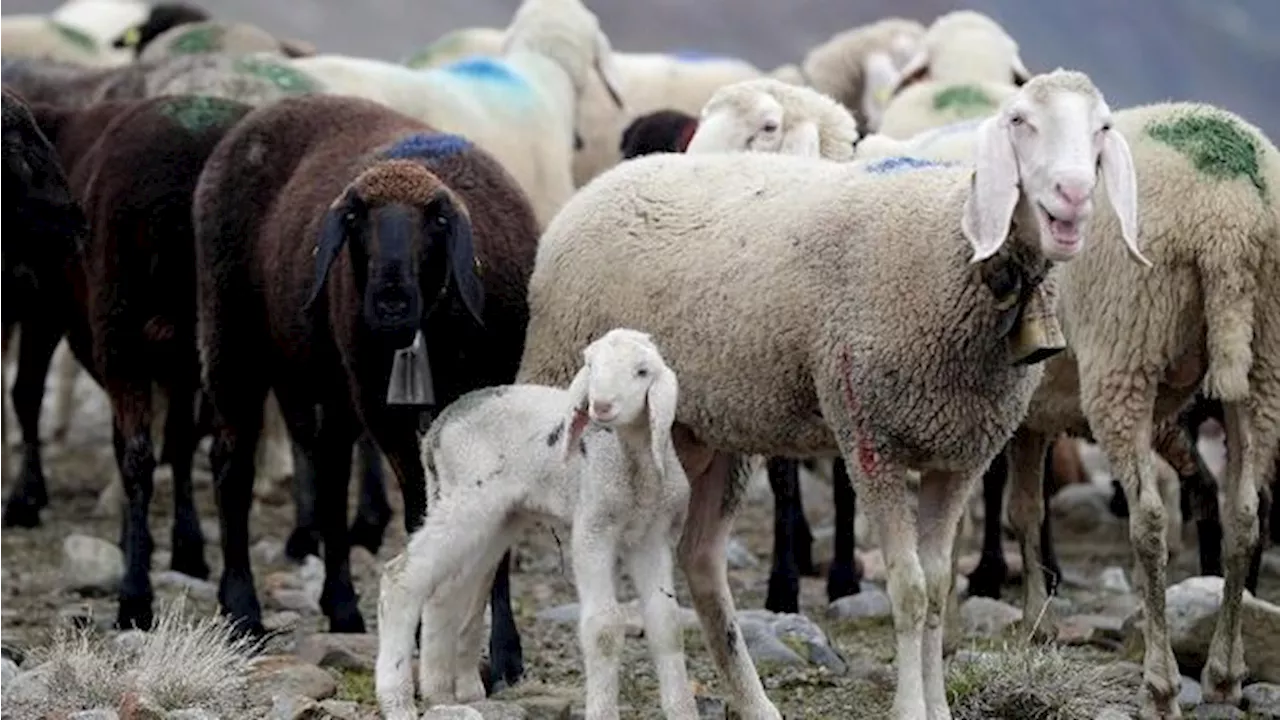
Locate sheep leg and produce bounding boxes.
[451,559,495,703]
[348,432,392,555]
[375,495,506,718]
[208,396,268,638]
[110,383,158,631]
[162,385,208,580]
[486,550,524,692]
[1006,427,1057,642]
[285,436,322,562]
[1201,401,1267,706]
[311,413,364,633]
[967,449,1010,598]
[573,518,625,720]
[918,469,981,720]
[1088,382,1178,718]
[793,464,817,576]
[50,341,79,443]
[765,456,803,613]
[1,321,62,528]
[677,450,780,720]
[828,457,862,601]
[627,526,698,720]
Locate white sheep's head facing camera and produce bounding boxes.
[962,70,1147,268]
[688,93,794,156]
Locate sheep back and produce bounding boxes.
[878,80,1016,140]
[518,150,1043,470]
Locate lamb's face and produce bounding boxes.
[687,93,788,156]
[580,332,663,429]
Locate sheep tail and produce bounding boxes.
[1197,247,1257,403]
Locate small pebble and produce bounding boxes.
[61,534,125,595]
[827,587,891,621]
[168,710,222,720]
[420,707,485,720]
[1192,704,1246,719]
[1242,682,1280,717]
[68,711,119,720]
[1,657,17,686]
[725,536,759,569]
[1178,676,1203,710]
[1098,566,1131,594]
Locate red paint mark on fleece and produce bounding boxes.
[838,346,880,477]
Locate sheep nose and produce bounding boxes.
[377,297,409,317]
[1054,178,1092,208]
[591,400,614,418]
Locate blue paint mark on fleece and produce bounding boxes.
[382,133,473,162]
[863,156,954,174]
[441,57,527,88]
[672,50,729,62]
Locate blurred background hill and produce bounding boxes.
[6,0,1278,140]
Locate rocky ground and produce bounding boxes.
[4,353,1280,720]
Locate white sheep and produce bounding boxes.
[292,0,624,229]
[0,16,132,68]
[515,69,1145,720]
[876,10,1031,139]
[685,78,861,160]
[50,0,150,48]
[793,17,926,135]
[859,91,1280,717]
[375,328,696,720]
[137,20,310,62]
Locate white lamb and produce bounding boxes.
[685,78,861,160]
[877,10,1031,140]
[376,328,696,720]
[291,0,624,230]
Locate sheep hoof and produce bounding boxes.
[284,527,322,562]
[326,604,366,634]
[764,571,801,614]
[1,496,42,529]
[170,544,211,581]
[826,559,863,602]
[348,516,388,555]
[486,649,525,695]
[965,556,1008,599]
[115,594,155,632]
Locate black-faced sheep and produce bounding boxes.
[111,2,210,56]
[12,93,254,631]
[193,96,541,691]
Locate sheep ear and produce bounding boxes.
[860,51,899,131]
[888,48,929,99]
[646,363,679,481]
[1011,54,1032,86]
[593,30,625,109]
[562,363,591,460]
[430,189,486,326]
[1099,127,1149,267]
[961,114,1020,263]
[305,185,355,309]
[779,120,821,159]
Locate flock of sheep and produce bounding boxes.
[3,0,1279,719]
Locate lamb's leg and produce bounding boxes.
[677,450,780,720]
[765,456,803,613]
[967,450,1010,598]
[828,458,862,600]
[376,497,505,719]
[348,432,392,555]
[573,518,625,720]
[1201,401,1268,706]
[110,382,158,630]
[1,321,62,528]
[918,469,981,720]
[450,560,494,703]
[626,527,698,720]
[162,384,208,580]
[1087,380,1178,718]
[50,341,79,442]
[1006,428,1056,641]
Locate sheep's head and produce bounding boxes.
[305,158,485,347]
[889,10,1030,98]
[800,18,924,133]
[686,78,859,160]
[562,328,679,476]
[2,89,86,296]
[503,0,624,109]
[112,2,210,56]
[962,69,1146,267]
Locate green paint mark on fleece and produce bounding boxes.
[158,95,247,133]
[169,25,226,55]
[233,56,319,94]
[932,85,996,116]
[50,21,97,52]
[1146,113,1267,199]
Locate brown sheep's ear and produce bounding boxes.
[429,188,485,327]
[305,185,357,310]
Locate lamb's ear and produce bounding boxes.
[1011,54,1032,86]
[961,114,1019,263]
[860,51,899,130]
[646,362,679,481]
[561,363,591,460]
[593,30,625,109]
[305,185,357,309]
[1099,127,1149,267]
[888,48,929,99]
[779,120,821,159]
[429,188,486,326]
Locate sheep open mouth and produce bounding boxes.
[1040,204,1081,247]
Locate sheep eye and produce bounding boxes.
[1101,121,1112,132]
[635,367,650,378]
[762,121,779,133]
[1009,114,1025,126]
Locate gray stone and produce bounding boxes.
[1179,676,1203,710]
[535,603,581,624]
[201,518,221,544]
[4,663,52,704]
[826,587,891,621]
[61,534,125,595]
[695,696,727,720]
[1243,682,1280,717]
[737,617,805,668]
[253,538,286,566]
[152,570,218,601]
[951,650,1001,666]
[247,655,337,703]
[1050,483,1126,538]
[264,611,303,632]
[317,700,364,720]
[467,700,528,719]
[68,711,119,720]
[725,536,759,569]
[1095,707,1133,720]
[1192,705,1246,719]
[767,612,846,673]
[511,695,572,720]
[1099,566,1132,594]
[958,596,1023,637]
[168,710,223,720]
[1159,576,1280,684]
[421,707,485,720]
[296,633,378,672]
[1,656,17,686]
[269,694,321,720]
